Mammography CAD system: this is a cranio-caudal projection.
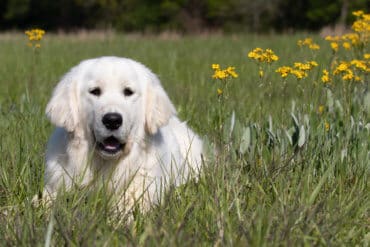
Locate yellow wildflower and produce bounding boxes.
[342,33,361,46]
[259,69,264,78]
[309,61,319,67]
[212,64,238,80]
[212,64,220,70]
[293,61,318,72]
[248,48,278,63]
[318,105,325,114]
[352,19,369,33]
[334,61,350,74]
[351,60,367,71]
[352,10,364,17]
[297,37,320,50]
[364,53,370,59]
[325,35,340,41]
[275,66,291,78]
[342,42,351,50]
[363,14,370,21]
[342,69,354,81]
[226,66,238,78]
[330,42,339,52]
[321,69,331,84]
[297,38,313,46]
[325,122,330,132]
[25,28,46,48]
[212,70,228,80]
[217,88,223,96]
[291,69,307,79]
[354,76,362,82]
[309,44,320,50]
[25,29,45,41]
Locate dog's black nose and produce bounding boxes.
[102,113,122,130]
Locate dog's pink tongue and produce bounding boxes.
[104,144,118,150]
[104,137,120,150]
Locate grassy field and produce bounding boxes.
[0,31,369,246]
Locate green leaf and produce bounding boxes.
[335,100,343,116]
[239,126,251,154]
[284,127,296,145]
[364,92,370,114]
[291,113,299,129]
[326,89,334,112]
[308,166,332,206]
[298,125,305,148]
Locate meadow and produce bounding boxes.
[0,28,369,245]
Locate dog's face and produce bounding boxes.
[46,57,176,160]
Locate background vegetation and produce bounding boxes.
[0,0,369,32]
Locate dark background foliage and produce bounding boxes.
[0,0,368,32]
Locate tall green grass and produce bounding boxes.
[0,33,368,246]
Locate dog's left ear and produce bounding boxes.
[45,69,79,132]
[145,72,176,135]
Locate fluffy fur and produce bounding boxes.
[41,56,203,212]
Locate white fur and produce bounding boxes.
[41,56,203,212]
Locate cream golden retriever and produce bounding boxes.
[40,56,203,212]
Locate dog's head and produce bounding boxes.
[46,56,176,159]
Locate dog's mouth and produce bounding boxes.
[96,136,125,158]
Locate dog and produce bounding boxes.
[39,56,203,213]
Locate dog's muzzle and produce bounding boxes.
[95,135,126,159]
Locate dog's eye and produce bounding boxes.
[89,87,101,96]
[123,88,134,96]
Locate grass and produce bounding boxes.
[0,32,369,246]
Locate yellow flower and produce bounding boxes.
[248,48,278,63]
[275,66,291,78]
[297,37,311,46]
[212,64,238,80]
[342,42,351,50]
[226,66,238,78]
[309,61,318,67]
[25,29,45,41]
[334,61,350,74]
[298,37,320,50]
[318,105,325,114]
[354,76,362,82]
[364,53,370,59]
[293,61,318,72]
[350,60,367,71]
[363,14,370,21]
[291,69,307,79]
[212,70,227,80]
[342,69,354,81]
[325,35,340,42]
[352,20,369,33]
[217,88,223,96]
[353,10,364,17]
[321,69,331,84]
[325,122,330,132]
[342,33,361,46]
[259,69,264,78]
[25,28,46,49]
[212,64,220,70]
[330,42,339,52]
[309,44,320,50]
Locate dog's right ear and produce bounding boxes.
[45,70,79,132]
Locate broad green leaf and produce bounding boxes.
[298,125,305,148]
